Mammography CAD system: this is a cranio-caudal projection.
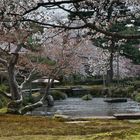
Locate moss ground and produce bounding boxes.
[0,114,140,140]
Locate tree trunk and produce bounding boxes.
[41,78,54,106]
[19,78,55,114]
[117,49,120,86]
[109,51,114,82]
[1,44,54,115]
[8,65,21,100]
[6,45,60,114]
[106,40,114,85]
[20,101,43,115]
[7,51,23,114]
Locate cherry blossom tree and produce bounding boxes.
[88,44,140,83]
[1,0,140,39]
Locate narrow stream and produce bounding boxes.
[31,98,140,117]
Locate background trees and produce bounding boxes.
[90,18,140,84]
[66,0,140,84]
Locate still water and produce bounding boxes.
[32,98,140,117]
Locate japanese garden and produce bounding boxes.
[0,0,140,139]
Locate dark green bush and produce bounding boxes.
[137,88,140,92]
[133,81,140,89]
[87,85,134,98]
[134,92,140,102]
[0,84,9,108]
[126,86,134,93]
[111,88,126,97]
[111,87,130,97]
[88,85,104,97]
[50,90,67,100]
[82,94,92,100]
[0,95,9,108]
[0,84,8,93]
[22,92,40,105]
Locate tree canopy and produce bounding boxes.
[1,0,140,40]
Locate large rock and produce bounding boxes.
[46,95,54,106]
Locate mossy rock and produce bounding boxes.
[82,94,92,100]
[134,92,140,102]
[46,95,54,106]
[0,107,7,113]
[7,101,22,114]
[0,99,3,108]
[50,90,67,100]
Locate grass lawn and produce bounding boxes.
[0,114,140,140]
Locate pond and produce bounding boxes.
[31,98,140,117]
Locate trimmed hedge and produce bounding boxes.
[134,92,140,102]
[55,85,134,98]
[82,94,92,100]
[50,90,67,100]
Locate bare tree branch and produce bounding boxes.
[19,68,35,89]
[21,18,87,29]
[0,91,12,99]
[22,0,85,15]
[57,4,140,40]
[86,23,140,40]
